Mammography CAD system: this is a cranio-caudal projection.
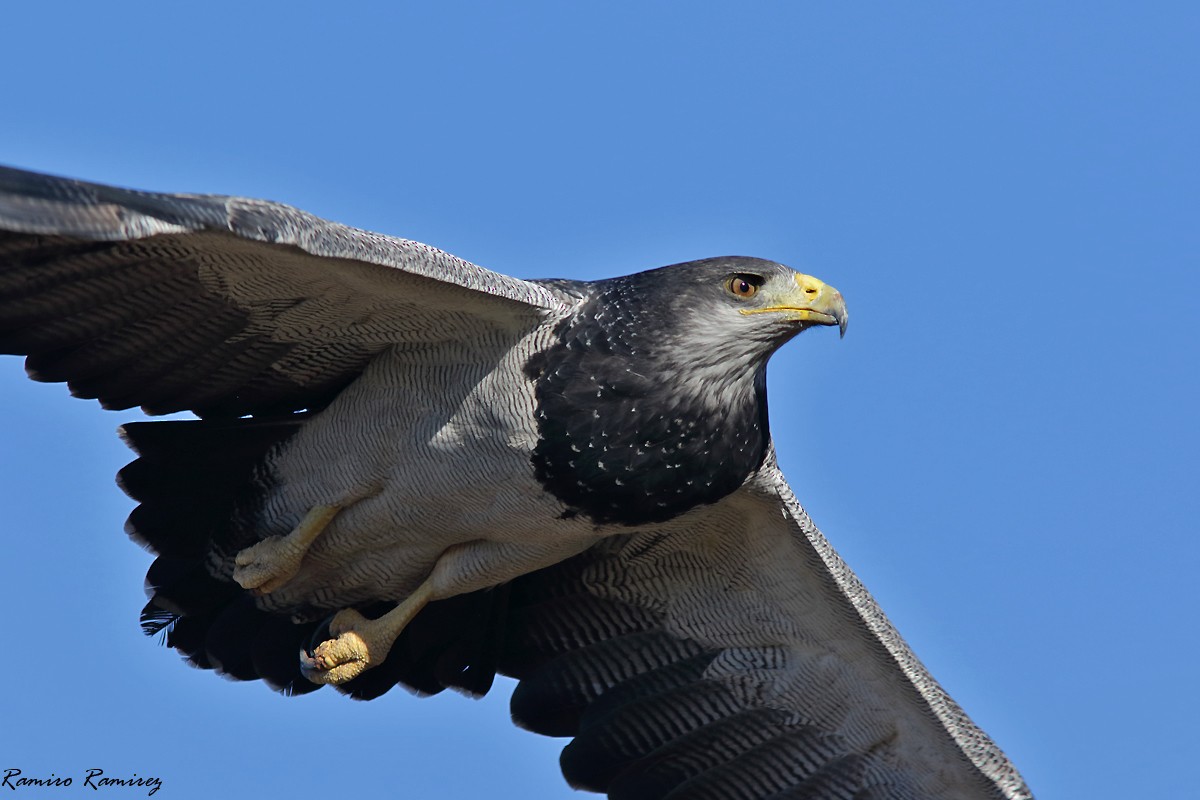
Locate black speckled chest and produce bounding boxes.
[526,274,771,526]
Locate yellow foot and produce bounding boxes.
[233,504,341,594]
[300,582,434,685]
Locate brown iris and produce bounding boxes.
[726,274,761,299]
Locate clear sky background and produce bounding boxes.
[1,3,1195,799]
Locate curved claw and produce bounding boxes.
[306,613,337,655]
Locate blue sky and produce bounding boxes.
[1,3,1196,798]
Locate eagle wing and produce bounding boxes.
[0,165,563,418]
[499,450,1032,800]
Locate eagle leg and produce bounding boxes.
[233,503,343,595]
[300,580,435,685]
[298,535,598,685]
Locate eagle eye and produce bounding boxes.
[726,274,763,299]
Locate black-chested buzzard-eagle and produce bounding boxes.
[0,165,1031,800]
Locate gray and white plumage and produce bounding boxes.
[0,165,1032,800]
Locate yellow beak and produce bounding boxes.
[739,272,848,337]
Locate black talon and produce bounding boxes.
[304,613,337,659]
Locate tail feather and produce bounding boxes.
[121,413,511,700]
[251,614,324,696]
[124,414,303,680]
[163,615,216,669]
[206,596,275,681]
[119,416,305,557]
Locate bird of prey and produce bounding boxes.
[0,165,1031,800]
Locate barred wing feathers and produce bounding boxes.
[0,165,562,417]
